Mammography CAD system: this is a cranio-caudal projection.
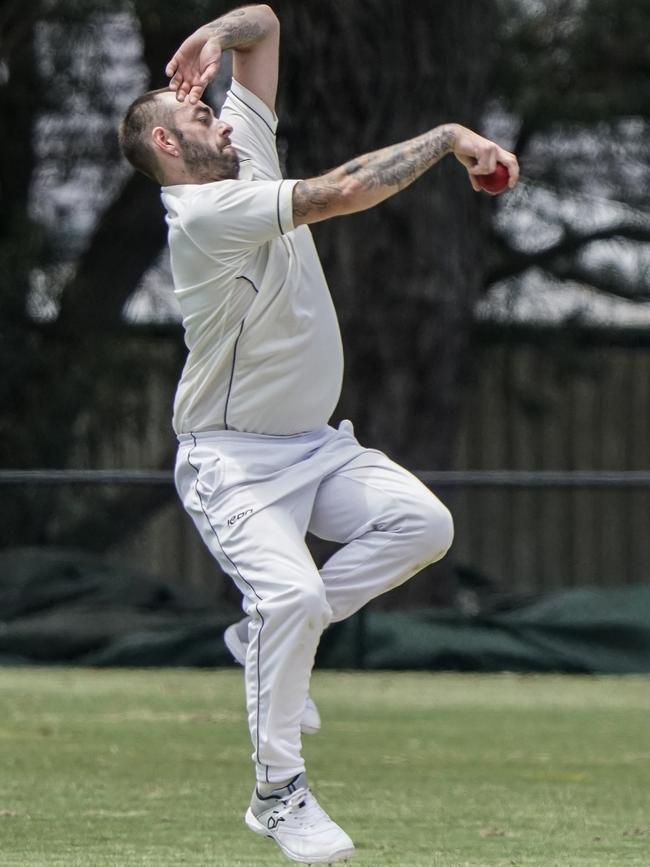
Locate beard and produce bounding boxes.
[173,130,240,181]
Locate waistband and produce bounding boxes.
[176,425,332,447]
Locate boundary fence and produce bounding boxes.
[2,469,650,487]
[2,470,648,600]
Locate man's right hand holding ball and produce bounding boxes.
[450,124,519,195]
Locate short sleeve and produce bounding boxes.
[220,78,282,181]
[181,178,298,257]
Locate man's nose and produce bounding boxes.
[218,121,233,136]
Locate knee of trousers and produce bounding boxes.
[402,498,455,565]
[267,582,333,632]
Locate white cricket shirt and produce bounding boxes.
[161,79,344,435]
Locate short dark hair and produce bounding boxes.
[118,88,174,183]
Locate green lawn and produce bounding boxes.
[0,668,648,866]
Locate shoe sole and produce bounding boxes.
[245,808,355,864]
[225,625,321,735]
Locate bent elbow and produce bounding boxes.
[292,176,365,226]
[257,5,280,29]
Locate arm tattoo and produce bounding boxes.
[293,126,456,222]
[293,181,340,218]
[209,9,267,50]
[342,126,456,192]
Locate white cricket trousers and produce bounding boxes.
[175,421,454,784]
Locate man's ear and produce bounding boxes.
[152,126,179,157]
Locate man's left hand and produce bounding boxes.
[166,27,222,104]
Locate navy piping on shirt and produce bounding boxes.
[237,274,259,294]
[276,181,286,235]
[223,319,245,431]
[227,88,276,136]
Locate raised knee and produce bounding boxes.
[411,499,454,564]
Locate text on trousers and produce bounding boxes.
[227,509,254,526]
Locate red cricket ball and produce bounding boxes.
[476,162,510,194]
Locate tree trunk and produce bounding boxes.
[277,0,495,603]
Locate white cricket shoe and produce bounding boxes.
[245,773,355,864]
[224,620,322,735]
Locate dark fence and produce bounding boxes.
[2,323,648,599]
[450,324,650,593]
[1,469,648,602]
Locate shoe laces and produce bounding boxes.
[271,787,331,831]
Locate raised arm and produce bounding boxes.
[292,124,519,226]
[166,5,279,111]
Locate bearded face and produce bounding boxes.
[173,128,240,182]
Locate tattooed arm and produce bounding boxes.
[166,5,279,110]
[292,124,520,226]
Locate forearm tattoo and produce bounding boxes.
[293,126,456,219]
[341,126,455,191]
[208,8,268,50]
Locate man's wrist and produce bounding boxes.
[437,123,459,156]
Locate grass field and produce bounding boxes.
[0,668,648,866]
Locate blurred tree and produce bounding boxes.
[0,0,186,548]
[277,0,496,604]
[277,0,494,470]
[0,1,55,546]
[1,0,649,604]
[0,0,493,566]
[488,0,650,309]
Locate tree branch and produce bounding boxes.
[543,260,650,302]
[487,223,650,289]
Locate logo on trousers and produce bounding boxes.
[227,509,254,526]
